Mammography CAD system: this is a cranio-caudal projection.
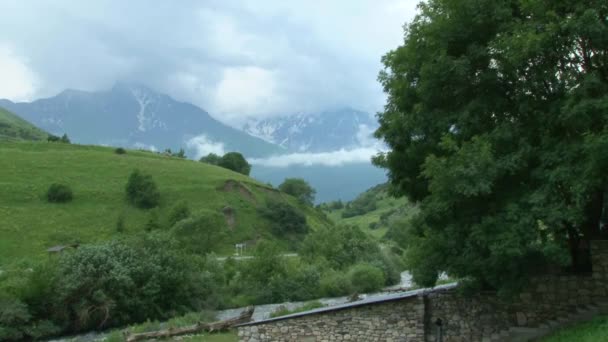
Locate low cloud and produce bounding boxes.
[186,134,226,159]
[0,43,38,101]
[133,142,158,152]
[249,147,384,168]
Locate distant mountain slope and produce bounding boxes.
[0,106,48,141]
[0,141,332,267]
[0,83,282,158]
[243,108,378,152]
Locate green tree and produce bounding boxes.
[125,169,160,209]
[199,153,222,165]
[60,134,70,144]
[374,0,608,293]
[170,211,226,254]
[218,152,251,175]
[278,178,316,206]
[260,201,309,236]
[168,201,191,227]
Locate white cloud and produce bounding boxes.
[213,66,284,121]
[133,142,158,152]
[249,147,385,168]
[0,0,420,123]
[0,43,38,101]
[186,134,226,159]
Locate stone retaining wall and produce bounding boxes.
[238,241,608,342]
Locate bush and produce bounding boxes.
[260,201,309,237]
[46,183,73,203]
[348,264,385,293]
[116,213,126,233]
[144,210,161,231]
[319,271,352,297]
[168,201,190,227]
[218,152,251,175]
[125,169,160,209]
[278,178,316,206]
[114,147,127,154]
[199,153,221,165]
[53,235,212,332]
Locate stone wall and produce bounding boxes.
[238,241,608,342]
[238,295,425,341]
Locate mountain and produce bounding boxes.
[0,141,332,267]
[243,108,378,152]
[0,106,48,141]
[0,83,282,158]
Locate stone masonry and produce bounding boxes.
[238,241,608,342]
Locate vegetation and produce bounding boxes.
[0,107,47,141]
[540,315,608,342]
[125,169,161,209]
[46,183,73,203]
[47,134,71,144]
[270,301,326,318]
[168,200,191,227]
[322,183,414,240]
[348,263,385,293]
[374,0,608,293]
[218,152,251,176]
[200,152,252,176]
[0,142,330,266]
[260,201,309,243]
[114,147,127,154]
[278,178,316,206]
[199,153,222,165]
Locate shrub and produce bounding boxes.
[168,201,190,227]
[114,147,127,154]
[125,169,160,209]
[171,211,226,254]
[278,178,316,206]
[144,210,161,231]
[46,183,73,203]
[53,235,211,332]
[319,271,352,297]
[199,153,221,165]
[218,152,251,175]
[348,263,385,293]
[260,201,309,237]
[116,213,126,233]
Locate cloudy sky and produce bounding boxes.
[0,0,419,125]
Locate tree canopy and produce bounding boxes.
[279,178,316,206]
[374,0,608,293]
[218,152,251,176]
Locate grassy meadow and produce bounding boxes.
[0,141,330,268]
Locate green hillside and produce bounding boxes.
[0,141,331,268]
[0,107,48,141]
[321,183,417,239]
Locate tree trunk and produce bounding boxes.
[125,306,254,342]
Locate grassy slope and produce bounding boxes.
[0,107,48,141]
[540,315,608,342]
[0,141,330,267]
[325,184,415,239]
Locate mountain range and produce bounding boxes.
[0,83,387,202]
[243,108,378,152]
[0,83,281,158]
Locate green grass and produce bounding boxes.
[539,315,608,341]
[0,141,331,268]
[0,107,48,141]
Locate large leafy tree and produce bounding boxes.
[279,178,316,206]
[375,0,608,293]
